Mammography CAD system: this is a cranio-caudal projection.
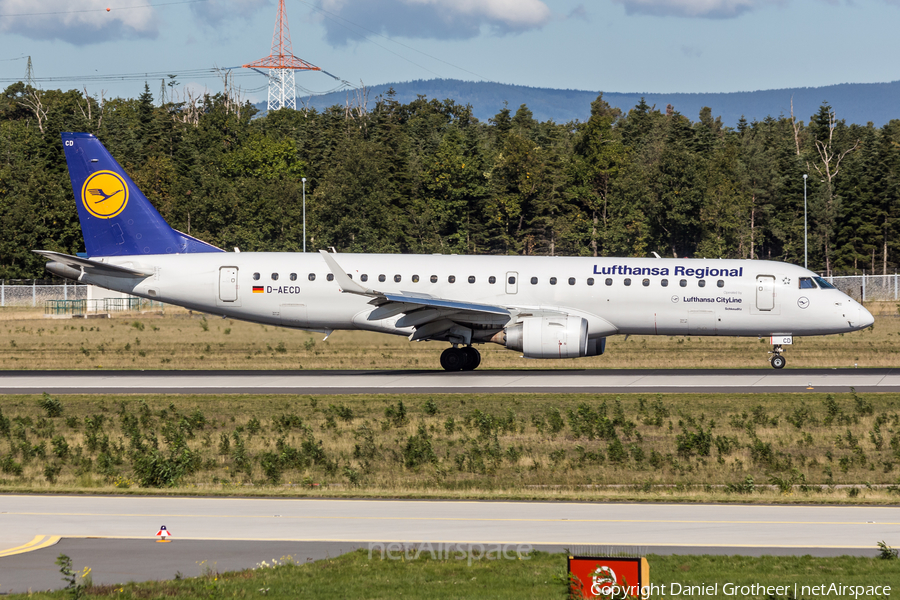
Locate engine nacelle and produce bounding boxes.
[505,316,589,359]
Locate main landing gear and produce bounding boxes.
[769,345,786,369]
[440,346,481,371]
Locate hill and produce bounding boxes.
[283,78,900,127]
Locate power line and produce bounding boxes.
[0,0,208,18]
[297,0,486,81]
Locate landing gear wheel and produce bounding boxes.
[440,347,466,371]
[461,346,481,371]
[771,355,786,369]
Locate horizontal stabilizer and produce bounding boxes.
[33,250,153,279]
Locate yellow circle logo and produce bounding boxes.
[81,170,129,219]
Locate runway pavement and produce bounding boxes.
[0,495,894,592]
[2,368,900,394]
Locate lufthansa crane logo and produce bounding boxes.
[81,170,129,219]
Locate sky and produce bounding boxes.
[0,0,897,105]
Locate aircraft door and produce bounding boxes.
[219,267,238,302]
[506,272,518,295]
[756,275,775,311]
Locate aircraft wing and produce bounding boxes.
[33,250,154,279]
[319,250,514,341]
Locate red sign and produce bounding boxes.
[568,556,648,599]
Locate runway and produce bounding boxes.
[2,368,900,394]
[0,495,894,592]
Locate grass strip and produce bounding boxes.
[12,550,900,599]
[0,305,897,370]
[2,391,900,503]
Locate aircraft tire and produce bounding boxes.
[440,347,466,371]
[771,355,786,369]
[461,347,481,371]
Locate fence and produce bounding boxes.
[0,281,87,307]
[2,275,898,309]
[0,281,161,312]
[828,274,900,302]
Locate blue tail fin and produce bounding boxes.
[62,132,223,257]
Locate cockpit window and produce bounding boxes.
[799,277,817,289]
[813,276,836,289]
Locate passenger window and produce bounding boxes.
[717,280,725,288]
[412,275,420,283]
[549,277,557,285]
[679,279,687,287]
[394,275,401,283]
[624,278,631,286]
[448,275,456,283]
[661,279,669,287]
[587,278,594,286]
[327,274,334,282]
[642,278,650,287]
[253,273,260,281]
[361,274,368,282]
[290,273,297,281]
[378,274,386,283]
[430,275,438,283]
[347,274,352,279]
[605,278,613,286]
[568,277,576,285]
[508,276,516,284]
[489,276,496,284]
[271,273,279,281]
[799,277,817,289]
[468,276,476,284]
[698,280,706,288]
[531,277,538,285]
[308,273,315,281]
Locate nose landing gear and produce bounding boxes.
[440,346,481,371]
[769,345,786,369]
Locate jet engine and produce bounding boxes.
[503,316,595,359]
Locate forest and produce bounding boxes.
[0,81,898,279]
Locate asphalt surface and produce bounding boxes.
[2,368,900,394]
[0,496,894,592]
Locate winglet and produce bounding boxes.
[318,250,379,296]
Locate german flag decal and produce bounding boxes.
[252,286,265,294]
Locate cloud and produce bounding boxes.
[0,0,157,45]
[190,0,271,27]
[612,0,780,18]
[680,45,702,57]
[318,0,552,45]
[567,5,589,20]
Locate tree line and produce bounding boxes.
[1,81,898,279]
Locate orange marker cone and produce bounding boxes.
[156,525,172,543]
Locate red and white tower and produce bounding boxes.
[243,0,321,111]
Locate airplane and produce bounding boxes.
[35,132,875,371]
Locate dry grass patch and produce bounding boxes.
[0,303,898,370]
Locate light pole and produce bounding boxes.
[803,174,808,269]
[302,177,306,253]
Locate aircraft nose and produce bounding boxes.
[857,304,875,329]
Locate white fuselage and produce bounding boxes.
[83,253,873,344]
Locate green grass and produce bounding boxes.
[13,550,900,599]
[1,303,898,370]
[3,391,900,502]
